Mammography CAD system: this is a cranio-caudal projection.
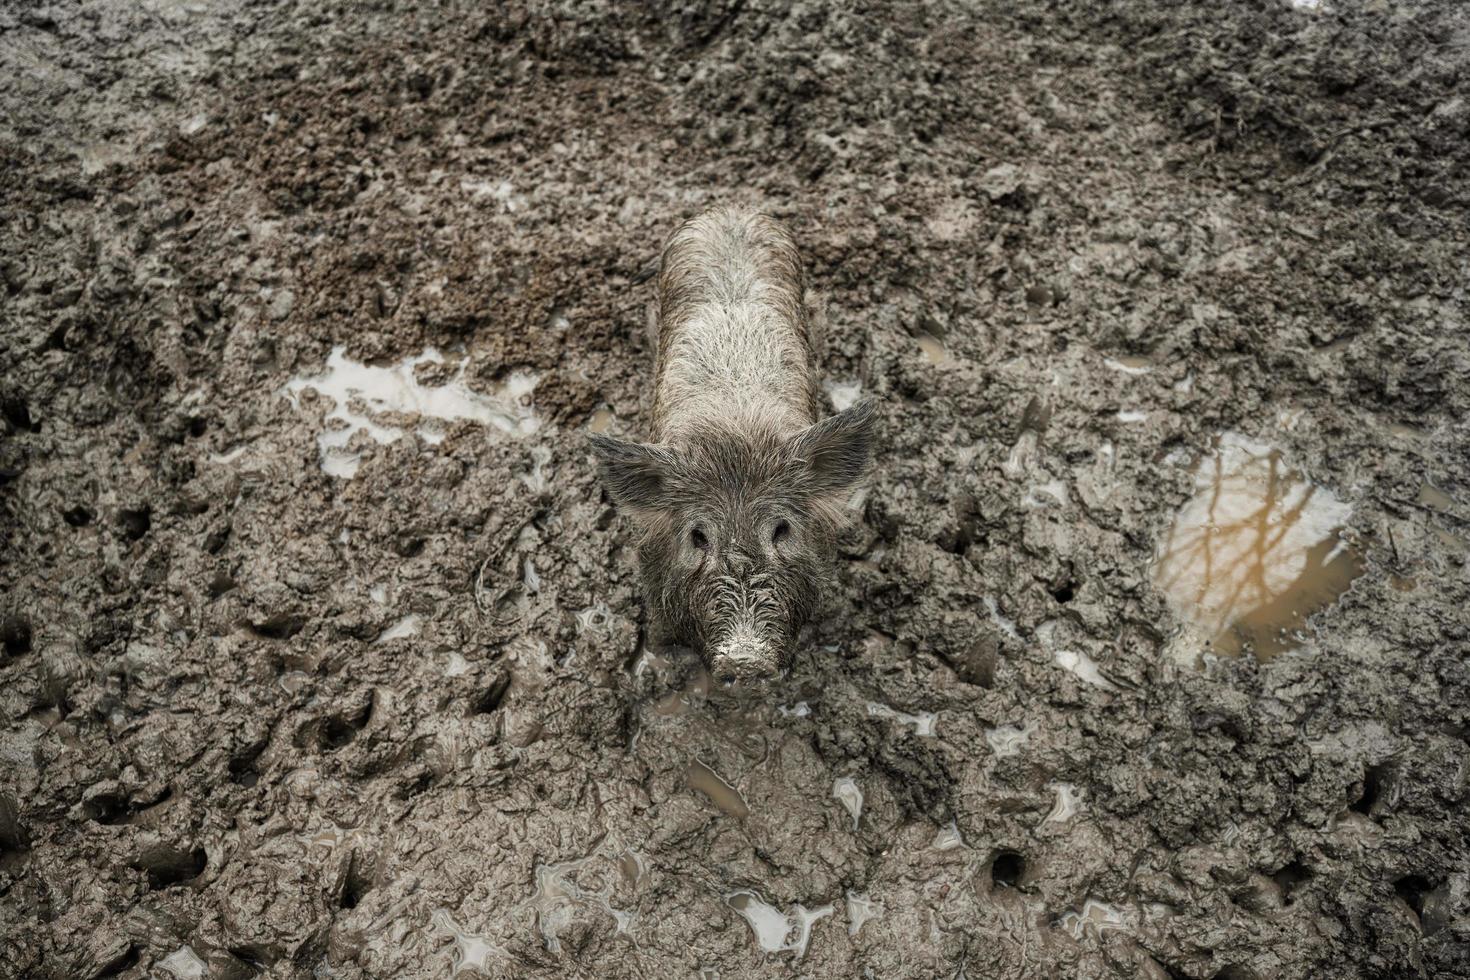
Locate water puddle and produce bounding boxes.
[1152,432,1364,660]
[866,701,939,737]
[618,849,648,889]
[932,820,966,851]
[1432,527,1468,554]
[430,908,501,974]
[1116,410,1148,424]
[1053,649,1118,690]
[574,603,612,633]
[985,723,1034,758]
[1104,356,1152,375]
[157,945,207,980]
[916,333,951,366]
[1418,481,1456,512]
[845,891,883,936]
[1041,783,1083,825]
[824,379,864,412]
[1022,478,1069,510]
[528,857,635,953]
[777,701,811,718]
[687,760,750,817]
[655,668,711,717]
[726,891,833,958]
[375,614,421,644]
[282,346,538,479]
[1058,899,1132,941]
[832,777,863,830]
[588,407,615,433]
[208,445,247,464]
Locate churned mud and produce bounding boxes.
[2,1,1469,977]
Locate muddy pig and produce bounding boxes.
[590,206,876,683]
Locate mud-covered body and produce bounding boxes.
[651,209,823,441]
[592,207,874,682]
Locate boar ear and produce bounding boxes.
[589,434,676,517]
[788,399,877,499]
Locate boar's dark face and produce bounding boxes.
[590,402,875,683]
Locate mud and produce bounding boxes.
[2,0,1469,977]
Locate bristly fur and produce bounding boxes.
[590,206,876,682]
[652,207,824,442]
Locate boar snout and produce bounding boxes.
[710,622,780,684]
[707,567,785,683]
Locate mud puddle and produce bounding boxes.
[687,760,751,818]
[282,346,539,478]
[725,892,833,958]
[1153,432,1365,661]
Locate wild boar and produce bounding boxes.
[591,206,875,683]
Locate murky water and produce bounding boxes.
[832,777,863,830]
[726,892,833,958]
[156,945,207,979]
[1058,899,1131,941]
[845,891,882,936]
[1418,481,1456,512]
[1053,648,1117,690]
[588,407,615,433]
[985,723,1034,758]
[528,857,636,953]
[916,333,950,366]
[1153,433,1364,660]
[931,820,965,851]
[430,908,501,974]
[375,614,421,644]
[687,760,750,817]
[1104,355,1152,375]
[824,378,864,411]
[1041,783,1083,825]
[282,346,538,479]
[866,701,939,737]
[617,849,647,889]
[655,668,711,717]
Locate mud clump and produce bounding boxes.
[2,0,1469,977]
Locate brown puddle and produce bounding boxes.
[1153,433,1364,660]
[653,666,711,717]
[687,760,750,818]
[588,407,615,433]
[916,333,951,366]
[1417,481,1456,512]
[1104,355,1152,374]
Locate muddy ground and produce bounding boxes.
[2,0,1469,977]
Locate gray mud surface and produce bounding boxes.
[3,1,1469,977]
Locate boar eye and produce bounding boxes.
[771,521,790,546]
[689,527,709,552]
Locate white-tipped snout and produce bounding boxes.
[710,624,778,683]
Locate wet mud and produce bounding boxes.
[2,1,1469,977]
